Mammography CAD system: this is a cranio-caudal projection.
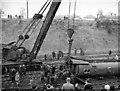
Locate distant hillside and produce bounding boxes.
[2,19,118,55]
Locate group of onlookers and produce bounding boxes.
[7,14,23,20]
[3,61,120,91]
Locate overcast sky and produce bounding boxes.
[1,0,119,18]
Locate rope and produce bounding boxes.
[73,0,76,30]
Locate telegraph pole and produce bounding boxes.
[26,0,29,19]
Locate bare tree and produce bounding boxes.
[0,9,5,18]
[19,7,25,18]
[97,9,103,18]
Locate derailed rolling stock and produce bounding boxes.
[70,59,120,78]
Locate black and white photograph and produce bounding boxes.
[0,0,120,90]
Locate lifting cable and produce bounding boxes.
[73,0,76,30]
[68,0,71,29]
[38,0,50,14]
[24,0,52,36]
[40,0,52,14]
[29,20,41,36]
[16,0,52,47]
[22,0,50,33]
[28,0,52,36]
[68,0,76,30]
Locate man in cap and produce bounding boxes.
[104,82,110,91]
[84,79,93,91]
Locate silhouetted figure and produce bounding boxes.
[18,15,21,19]
[19,64,26,76]
[60,50,64,57]
[10,15,12,19]
[15,71,20,86]
[8,15,10,19]
[110,85,115,91]
[51,65,56,75]
[15,14,18,18]
[80,48,84,55]
[70,74,75,85]
[44,54,47,61]
[57,52,60,60]
[74,48,77,55]
[18,15,22,24]
[109,50,112,56]
[60,65,64,71]
[10,68,16,82]
[115,55,119,60]
[52,51,56,60]
[57,50,64,59]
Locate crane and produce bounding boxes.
[2,0,120,85]
[2,0,62,62]
[29,0,62,61]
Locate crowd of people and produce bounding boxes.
[8,64,26,86]
[2,60,120,91]
[2,49,119,91]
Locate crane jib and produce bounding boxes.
[29,0,62,61]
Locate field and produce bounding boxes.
[1,18,120,90]
[2,18,118,56]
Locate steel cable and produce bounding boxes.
[17,0,52,47]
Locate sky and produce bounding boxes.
[1,0,119,18]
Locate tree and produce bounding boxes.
[0,9,5,18]
[97,9,103,18]
[19,7,25,18]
